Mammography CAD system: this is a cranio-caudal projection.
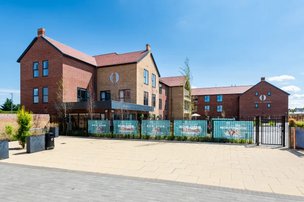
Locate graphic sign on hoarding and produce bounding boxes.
[88,120,110,134]
[141,120,170,136]
[174,120,207,136]
[113,120,138,135]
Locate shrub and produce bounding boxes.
[5,125,15,141]
[16,106,32,148]
[296,121,304,128]
[289,118,297,127]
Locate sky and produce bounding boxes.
[0,0,303,108]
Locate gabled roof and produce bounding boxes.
[93,50,160,77]
[43,36,97,66]
[192,85,253,96]
[94,50,148,67]
[17,36,97,66]
[160,76,186,87]
[242,80,290,95]
[17,32,160,76]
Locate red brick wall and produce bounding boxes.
[159,83,169,119]
[62,57,96,102]
[239,81,288,119]
[195,94,240,119]
[0,114,50,132]
[20,37,96,114]
[20,37,63,114]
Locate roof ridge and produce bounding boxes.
[192,85,253,89]
[93,52,117,57]
[94,49,146,57]
[43,36,97,66]
[160,75,186,79]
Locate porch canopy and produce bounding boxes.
[65,100,154,112]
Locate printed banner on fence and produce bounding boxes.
[174,120,207,136]
[213,121,254,140]
[88,120,110,134]
[141,120,170,136]
[113,120,138,135]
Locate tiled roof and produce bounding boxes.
[43,36,97,66]
[192,85,253,96]
[94,50,148,67]
[160,76,186,87]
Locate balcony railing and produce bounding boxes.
[184,89,191,101]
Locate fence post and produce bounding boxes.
[282,116,286,147]
[255,116,260,146]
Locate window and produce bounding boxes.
[217,105,223,112]
[100,90,111,101]
[217,95,223,102]
[144,69,149,85]
[152,74,156,88]
[77,88,87,102]
[255,103,259,108]
[204,105,210,111]
[159,84,162,94]
[267,91,271,96]
[152,94,156,107]
[42,87,48,103]
[42,60,48,77]
[159,99,162,110]
[267,103,271,108]
[255,92,259,96]
[33,88,39,103]
[204,95,210,102]
[33,62,39,78]
[144,91,149,105]
[119,89,131,102]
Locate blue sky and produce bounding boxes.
[0,0,303,108]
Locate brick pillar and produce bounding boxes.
[289,127,296,149]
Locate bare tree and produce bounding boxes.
[180,58,193,120]
[87,81,95,120]
[54,78,73,135]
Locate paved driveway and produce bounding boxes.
[2,136,304,196]
[0,163,303,202]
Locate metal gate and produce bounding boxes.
[255,116,286,146]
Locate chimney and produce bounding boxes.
[146,44,151,52]
[261,77,265,81]
[37,28,45,37]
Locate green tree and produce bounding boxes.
[0,98,19,111]
[16,106,32,148]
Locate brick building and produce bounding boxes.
[18,28,288,122]
[192,78,289,120]
[17,28,161,119]
[159,76,191,120]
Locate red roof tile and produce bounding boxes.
[93,50,148,67]
[160,76,186,87]
[192,85,253,96]
[43,36,97,66]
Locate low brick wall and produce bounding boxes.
[0,114,50,133]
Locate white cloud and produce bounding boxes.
[281,85,301,93]
[0,88,20,94]
[289,94,304,108]
[267,75,295,82]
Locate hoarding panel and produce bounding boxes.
[141,120,170,136]
[88,120,110,134]
[174,120,207,137]
[113,120,138,135]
